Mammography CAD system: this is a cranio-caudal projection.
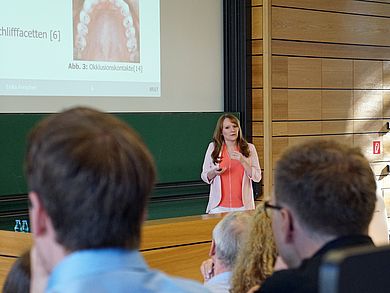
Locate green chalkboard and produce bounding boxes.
[0,112,231,229]
[116,113,222,184]
[0,114,46,196]
[0,112,224,196]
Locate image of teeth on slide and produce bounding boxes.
[72,0,140,63]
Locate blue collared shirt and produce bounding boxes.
[47,248,209,293]
[204,271,232,293]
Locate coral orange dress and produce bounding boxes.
[219,145,244,208]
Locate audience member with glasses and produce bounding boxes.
[253,140,377,293]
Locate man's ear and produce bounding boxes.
[209,240,216,257]
[280,208,295,244]
[29,191,49,236]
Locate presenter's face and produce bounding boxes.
[222,118,239,142]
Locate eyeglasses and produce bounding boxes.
[263,200,283,217]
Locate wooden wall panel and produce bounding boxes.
[272,57,388,90]
[273,0,390,17]
[272,121,389,137]
[272,89,288,120]
[270,131,390,185]
[253,121,264,136]
[383,134,390,161]
[272,135,354,166]
[354,120,386,133]
[384,91,390,118]
[271,84,386,122]
[288,135,354,148]
[383,62,390,89]
[252,0,390,220]
[253,89,263,120]
[272,56,288,88]
[288,90,321,120]
[273,121,353,136]
[287,58,321,88]
[271,124,388,171]
[322,59,353,89]
[252,137,264,168]
[321,90,353,119]
[252,0,262,6]
[273,40,390,60]
[272,7,390,46]
[322,121,353,135]
[252,6,263,39]
[252,56,263,88]
[364,0,390,4]
[353,90,383,119]
[272,121,390,137]
[252,40,263,55]
[354,61,383,89]
[272,137,288,166]
[354,133,384,161]
[275,122,322,136]
[272,122,287,136]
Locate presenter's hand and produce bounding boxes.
[230,150,245,163]
[200,258,214,282]
[207,167,226,181]
[230,151,253,177]
[214,167,226,175]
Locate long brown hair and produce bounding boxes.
[211,114,250,164]
[230,205,277,293]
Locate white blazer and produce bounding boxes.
[201,142,262,213]
[368,182,389,246]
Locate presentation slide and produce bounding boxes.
[0,0,160,97]
[0,0,223,113]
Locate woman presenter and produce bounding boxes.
[201,114,261,214]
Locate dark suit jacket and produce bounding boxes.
[257,235,374,293]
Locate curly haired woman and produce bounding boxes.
[230,205,277,293]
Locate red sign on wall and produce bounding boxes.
[373,141,381,154]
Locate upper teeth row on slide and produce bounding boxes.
[76,0,138,54]
[83,0,130,15]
